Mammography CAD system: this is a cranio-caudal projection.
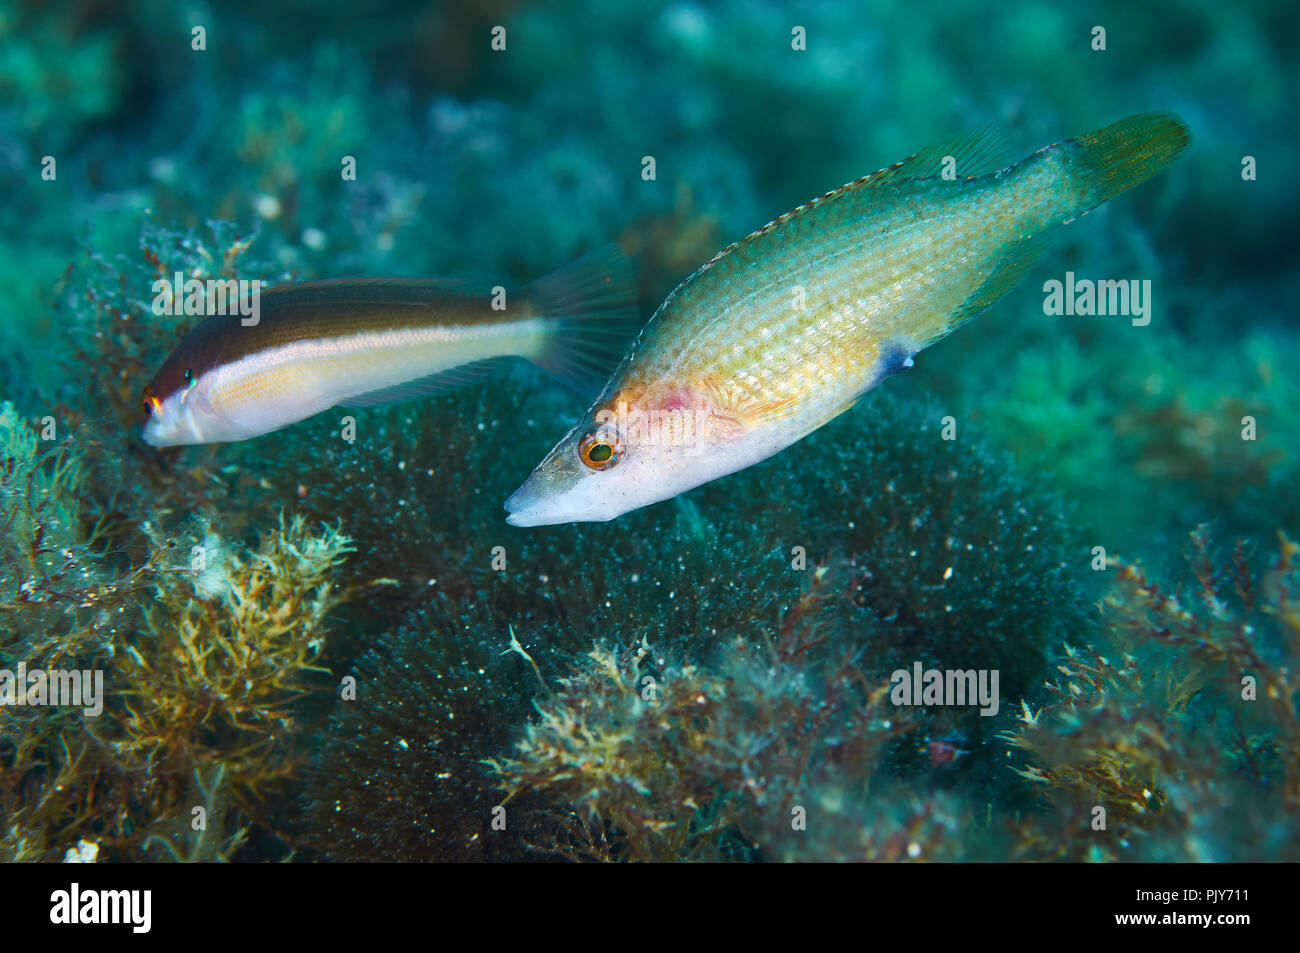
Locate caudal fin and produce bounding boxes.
[523,243,641,395]
[1069,111,1191,211]
[942,113,1189,341]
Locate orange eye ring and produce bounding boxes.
[578,427,624,471]
[141,387,161,418]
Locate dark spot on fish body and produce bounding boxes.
[877,340,915,380]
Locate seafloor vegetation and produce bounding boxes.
[1,1,1295,861]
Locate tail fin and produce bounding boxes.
[523,243,641,395]
[1069,112,1191,211]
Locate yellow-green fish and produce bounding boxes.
[141,247,635,446]
[505,113,1190,526]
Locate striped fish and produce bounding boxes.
[504,113,1190,525]
[140,246,636,446]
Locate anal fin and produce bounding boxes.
[944,233,1050,339]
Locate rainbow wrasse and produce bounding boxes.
[140,246,636,446]
[505,113,1190,525]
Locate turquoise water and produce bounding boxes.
[0,0,1296,862]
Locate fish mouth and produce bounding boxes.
[505,506,618,527]
[503,483,552,527]
[504,482,617,527]
[141,420,169,447]
[504,508,551,528]
[503,489,572,527]
[141,419,198,448]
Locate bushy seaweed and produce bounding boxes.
[487,570,974,862]
[1006,526,1300,861]
[0,404,373,859]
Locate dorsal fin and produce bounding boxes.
[693,125,1011,278]
[888,124,1010,183]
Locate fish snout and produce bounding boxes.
[504,478,609,526]
[503,441,630,526]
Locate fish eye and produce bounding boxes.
[141,387,161,418]
[578,427,624,471]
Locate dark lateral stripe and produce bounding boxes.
[152,280,533,398]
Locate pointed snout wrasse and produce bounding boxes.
[140,246,637,446]
[505,112,1191,526]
